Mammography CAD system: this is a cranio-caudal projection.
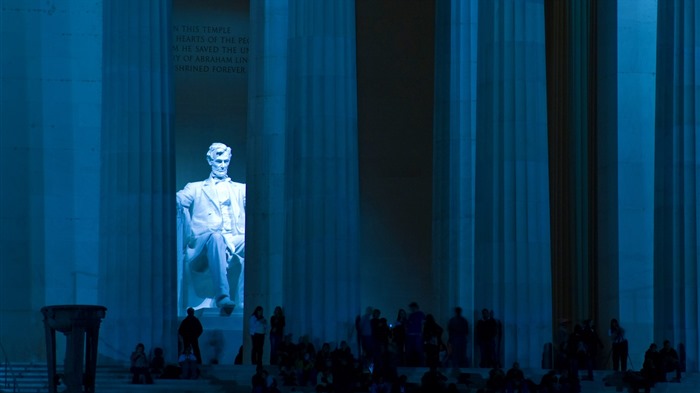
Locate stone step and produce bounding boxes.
[3,363,700,393]
[0,362,253,393]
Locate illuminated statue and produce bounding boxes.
[177,142,245,315]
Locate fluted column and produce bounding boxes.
[0,0,103,361]
[99,0,177,361]
[432,0,478,331]
[245,0,289,363]
[544,0,599,329]
[654,0,699,371]
[596,0,657,364]
[474,0,552,368]
[284,0,361,347]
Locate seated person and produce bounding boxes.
[149,347,165,377]
[659,340,681,382]
[234,345,244,365]
[505,361,526,392]
[252,365,269,393]
[486,367,506,392]
[178,345,199,379]
[538,369,559,393]
[130,343,153,384]
[641,343,661,383]
[420,365,448,393]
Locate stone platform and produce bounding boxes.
[3,363,700,393]
[194,307,244,366]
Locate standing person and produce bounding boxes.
[448,307,469,369]
[370,308,384,365]
[476,308,498,368]
[491,310,503,368]
[177,142,246,313]
[405,302,426,366]
[391,308,408,365]
[580,319,603,380]
[422,314,444,368]
[556,318,572,372]
[269,306,286,365]
[178,307,204,364]
[566,324,584,382]
[250,306,267,366]
[608,318,628,372]
[359,306,374,365]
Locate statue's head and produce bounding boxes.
[206,142,232,179]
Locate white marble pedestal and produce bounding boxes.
[195,308,244,366]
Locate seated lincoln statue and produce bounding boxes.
[177,142,245,315]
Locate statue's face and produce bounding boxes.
[209,150,231,179]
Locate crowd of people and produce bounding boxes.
[127,304,687,393]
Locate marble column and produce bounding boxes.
[654,0,699,371]
[0,0,102,360]
[474,0,552,368]
[245,0,289,362]
[99,0,178,361]
[432,0,479,332]
[284,0,361,347]
[544,0,599,328]
[596,0,657,364]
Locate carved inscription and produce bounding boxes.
[173,25,248,74]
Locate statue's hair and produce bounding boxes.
[206,142,231,162]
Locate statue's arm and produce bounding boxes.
[176,183,196,248]
[176,183,196,209]
[238,182,246,210]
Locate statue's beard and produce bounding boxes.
[212,169,228,179]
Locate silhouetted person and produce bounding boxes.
[556,318,571,372]
[580,319,603,380]
[331,341,355,393]
[421,365,447,393]
[476,308,498,368]
[391,309,408,365]
[178,345,199,379]
[178,307,203,364]
[448,306,469,369]
[491,310,504,368]
[149,347,165,377]
[566,324,584,382]
[252,365,268,393]
[486,367,506,392]
[359,306,374,365]
[423,314,444,368]
[269,306,286,365]
[608,318,628,372]
[641,343,661,383]
[250,305,267,366]
[538,369,560,393]
[406,302,426,366]
[505,361,525,392]
[234,345,244,365]
[130,343,153,384]
[659,340,681,382]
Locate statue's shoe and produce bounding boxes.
[217,298,236,316]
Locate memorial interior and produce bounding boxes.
[0,0,698,377]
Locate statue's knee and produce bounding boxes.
[208,232,224,242]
